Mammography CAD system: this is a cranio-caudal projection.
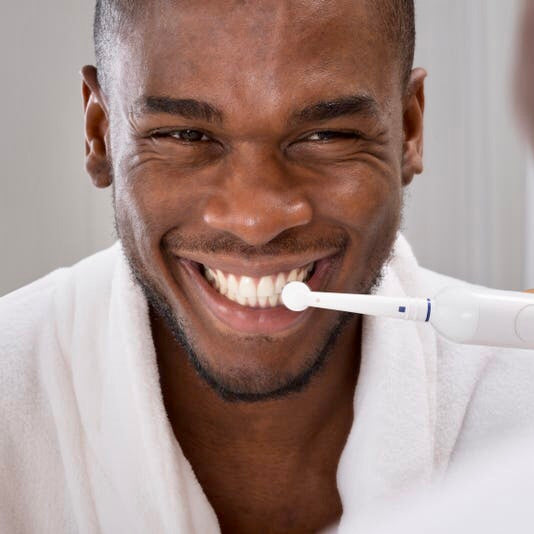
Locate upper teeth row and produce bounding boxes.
[204,263,314,308]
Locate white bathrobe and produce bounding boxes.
[2,234,534,533]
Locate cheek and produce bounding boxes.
[115,156,206,235]
[316,164,401,234]
[314,163,402,287]
[113,157,213,278]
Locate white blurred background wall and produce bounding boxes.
[0,0,531,296]
[405,0,529,290]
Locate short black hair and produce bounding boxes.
[94,0,415,91]
[376,0,416,87]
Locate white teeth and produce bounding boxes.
[227,274,238,299]
[239,276,256,298]
[275,273,286,294]
[216,270,227,295]
[257,276,275,297]
[204,262,314,308]
[205,269,215,284]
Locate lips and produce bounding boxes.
[174,254,338,335]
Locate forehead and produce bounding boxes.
[115,0,398,116]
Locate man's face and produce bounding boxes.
[96,0,421,399]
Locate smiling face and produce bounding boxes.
[84,0,424,401]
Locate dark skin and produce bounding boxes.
[82,1,425,532]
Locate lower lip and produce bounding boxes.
[177,257,337,335]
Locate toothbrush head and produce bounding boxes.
[281,281,311,312]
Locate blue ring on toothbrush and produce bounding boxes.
[425,298,431,322]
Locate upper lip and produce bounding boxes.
[172,250,340,278]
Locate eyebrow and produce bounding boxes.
[134,93,379,126]
[134,96,223,123]
[289,95,380,126]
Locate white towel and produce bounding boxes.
[351,432,534,534]
[2,233,534,533]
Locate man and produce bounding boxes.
[1,1,534,533]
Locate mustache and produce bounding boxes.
[163,229,349,258]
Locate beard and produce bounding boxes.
[114,194,401,402]
[119,244,390,404]
[140,273,354,402]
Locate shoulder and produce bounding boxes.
[390,237,534,468]
[0,244,121,524]
[0,242,121,411]
[0,244,121,527]
[451,345,534,462]
[415,265,534,463]
[0,242,120,349]
[0,269,59,354]
[420,268,534,419]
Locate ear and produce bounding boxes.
[401,68,426,186]
[81,65,112,188]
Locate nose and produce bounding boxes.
[202,147,313,246]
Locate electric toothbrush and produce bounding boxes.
[281,282,534,350]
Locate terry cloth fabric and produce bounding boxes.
[353,432,534,534]
[2,234,534,533]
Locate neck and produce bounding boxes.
[151,308,361,453]
[151,307,361,533]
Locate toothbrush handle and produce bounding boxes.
[431,286,534,350]
[307,291,430,321]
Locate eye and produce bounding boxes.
[304,130,363,142]
[169,129,210,142]
[152,129,211,142]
